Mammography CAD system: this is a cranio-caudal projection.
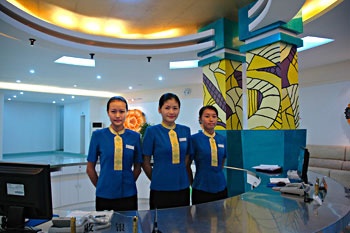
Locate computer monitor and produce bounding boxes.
[0,162,53,231]
[297,147,310,184]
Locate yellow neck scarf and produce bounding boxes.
[203,130,218,167]
[109,126,125,170]
[162,122,180,164]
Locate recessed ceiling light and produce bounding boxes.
[13,95,17,98]
[96,75,101,79]
[129,86,133,90]
[20,92,23,95]
[29,69,35,74]
[61,98,65,101]
[54,56,95,67]
[7,98,11,101]
[52,101,56,104]
[169,60,199,69]
[298,36,334,52]
[73,84,77,88]
[16,80,21,83]
[158,76,163,81]
[71,96,75,99]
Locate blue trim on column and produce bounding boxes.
[239,33,303,53]
[239,2,303,41]
[197,18,242,57]
[198,52,245,67]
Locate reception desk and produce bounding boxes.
[39,170,349,233]
[3,152,349,232]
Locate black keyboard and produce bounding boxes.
[0,227,41,233]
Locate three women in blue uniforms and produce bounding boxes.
[86,94,227,210]
[86,96,143,211]
[189,105,228,205]
[142,93,192,209]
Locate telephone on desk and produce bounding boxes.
[273,183,311,197]
[48,211,113,233]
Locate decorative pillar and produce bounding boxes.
[239,0,305,129]
[200,1,307,196]
[198,18,245,130]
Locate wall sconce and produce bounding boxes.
[345,104,350,125]
[29,38,36,46]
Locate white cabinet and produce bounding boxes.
[50,169,62,208]
[136,170,150,199]
[50,165,98,209]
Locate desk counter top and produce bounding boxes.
[39,171,349,233]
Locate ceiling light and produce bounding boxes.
[129,86,133,90]
[54,56,95,67]
[0,82,120,98]
[29,38,36,46]
[20,92,23,95]
[61,98,65,101]
[169,60,199,69]
[297,36,334,52]
[158,76,163,81]
[7,98,11,101]
[16,80,21,83]
[29,69,35,74]
[71,96,75,99]
[96,75,101,79]
[52,101,56,104]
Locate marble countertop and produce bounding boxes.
[1,151,88,168]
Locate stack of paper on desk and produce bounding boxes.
[252,164,282,173]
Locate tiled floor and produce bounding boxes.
[56,199,150,212]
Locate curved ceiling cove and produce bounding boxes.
[0,0,220,54]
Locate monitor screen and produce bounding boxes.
[0,162,53,231]
[297,147,310,184]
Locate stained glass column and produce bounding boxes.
[198,18,245,130]
[238,2,304,129]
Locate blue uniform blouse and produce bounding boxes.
[191,131,227,193]
[142,124,191,191]
[87,128,142,199]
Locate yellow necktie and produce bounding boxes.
[162,122,180,164]
[109,126,125,170]
[204,131,218,167]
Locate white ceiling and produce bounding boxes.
[0,0,349,105]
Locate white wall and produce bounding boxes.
[0,93,3,159]
[299,80,350,146]
[63,101,90,154]
[2,101,60,154]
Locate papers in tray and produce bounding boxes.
[269,177,290,184]
[252,164,282,173]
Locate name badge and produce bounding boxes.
[179,137,187,142]
[218,144,224,148]
[126,144,134,150]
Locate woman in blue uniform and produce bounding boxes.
[142,93,192,209]
[86,96,143,211]
[190,105,227,205]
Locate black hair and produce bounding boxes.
[199,105,218,118]
[107,96,128,111]
[158,93,181,109]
